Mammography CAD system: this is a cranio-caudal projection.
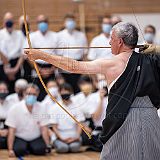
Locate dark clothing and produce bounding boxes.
[13,137,46,157]
[62,73,80,94]
[0,137,7,149]
[33,63,55,101]
[0,119,8,149]
[100,52,160,144]
[22,60,32,82]
[0,58,21,93]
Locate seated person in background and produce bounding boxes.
[6,79,28,104]
[0,82,10,149]
[24,14,57,101]
[86,86,108,152]
[57,13,88,93]
[144,25,156,44]
[42,79,61,105]
[55,74,66,86]
[42,79,61,144]
[71,75,95,145]
[88,15,112,60]
[5,84,51,157]
[0,12,24,93]
[111,15,122,26]
[50,83,85,153]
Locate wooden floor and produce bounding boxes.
[0,150,100,160]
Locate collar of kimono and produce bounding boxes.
[21,0,92,139]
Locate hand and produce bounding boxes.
[24,49,42,61]
[45,144,52,154]
[0,129,8,137]
[63,137,79,144]
[8,150,15,157]
[67,137,80,144]
[99,88,107,100]
[4,66,19,75]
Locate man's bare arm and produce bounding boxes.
[26,49,114,75]
[0,51,9,65]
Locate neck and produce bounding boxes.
[63,100,71,105]
[41,31,47,35]
[119,46,133,55]
[27,105,33,113]
[67,29,74,34]
[104,33,110,38]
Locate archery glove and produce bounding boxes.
[140,44,160,54]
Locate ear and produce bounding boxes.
[119,38,123,45]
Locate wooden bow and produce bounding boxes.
[22,0,92,139]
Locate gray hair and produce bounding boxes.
[112,22,138,48]
[26,83,39,92]
[15,79,28,89]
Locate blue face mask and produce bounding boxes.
[65,20,76,31]
[102,24,112,34]
[144,33,154,43]
[38,22,48,33]
[25,95,37,106]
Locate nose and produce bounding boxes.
[109,40,111,45]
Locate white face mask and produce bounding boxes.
[97,80,107,89]
[48,87,59,97]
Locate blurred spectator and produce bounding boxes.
[19,15,30,37]
[144,25,156,44]
[24,14,58,101]
[50,83,84,153]
[5,84,51,157]
[86,86,108,152]
[19,15,32,82]
[71,75,95,145]
[57,13,88,93]
[6,79,28,104]
[88,15,112,60]
[111,15,122,26]
[55,74,66,86]
[0,12,24,93]
[0,82,10,149]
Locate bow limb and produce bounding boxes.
[21,0,91,139]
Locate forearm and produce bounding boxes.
[52,125,62,140]
[32,50,102,74]
[76,126,82,138]
[15,56,24,70]
[41,126,50,145]
[0,51,9,65]
[8,128,15,150]
[93,100,103,121]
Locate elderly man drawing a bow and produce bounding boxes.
[25,22,160,160]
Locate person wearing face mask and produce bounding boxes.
[6,79,28,105]
[144,25,156,44]
[24,14,58,101]
[88,15,112,60]
[71,75,96,145]
[57,13,88,93]
[48,83,85,153]
[0,12,25,93]
[5,84,51,157]
[0,82,11,149]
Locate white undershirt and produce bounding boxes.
[56,29,88,60]
[88,33,112,60]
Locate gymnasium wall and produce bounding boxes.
[0,0,160,41]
